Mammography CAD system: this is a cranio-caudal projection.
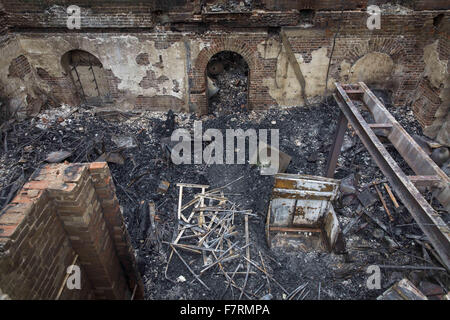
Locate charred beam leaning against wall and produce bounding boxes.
[326,82,450,271]
[280,29,307,103]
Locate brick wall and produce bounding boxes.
[35,67,81,106]
[0,2,448,136]
[0,162,144,300]
[0,3,9,45]
[2,0,201,30]
[0,36,46,119]
[410,13,449,145]
[189,35,277,113]
[12,13,446,114]
[262,0,368,10]
[412,78,442,127]
[7,55,31,79]
[415,0,450,10]
[313,11,447,107]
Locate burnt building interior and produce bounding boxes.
[0,0,449,301]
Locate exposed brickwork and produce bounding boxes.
[0,3,9,45]
[263,0,367,10]
[7,55,31,79]
[136,53,150,66]
[0,162,144,300]
[412,78,442,127]
[139,70,169,90]
[1,0,199,30]
[314,11,449,107]
[88,162,144,299]
[415,0,450,10]
[35,67,81,106]
[190,36,276,113]
[410,14,449,143]
[0,187,94,299]
[0,2,448,138]
[14,10,447,114]
[104,69,123,99]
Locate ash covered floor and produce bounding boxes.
[0,93,449,300]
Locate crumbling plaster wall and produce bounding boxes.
[255,27,406,107]
[257,36,335,106]
[417,39,449,146]
[0,6,447,123]
[8,28,433,114]
[18,34,189,111]
[0,37,47,118]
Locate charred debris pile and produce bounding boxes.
[0,95,449,300]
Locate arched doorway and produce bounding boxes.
[61,50,110,105]
[206,51,249,115]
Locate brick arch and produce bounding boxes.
[190,38,258,114]
[195,39,256,75]
[342,37,407,65]
[338,37,408,105]
[60,49,111,104]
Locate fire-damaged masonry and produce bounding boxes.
[0,0,449,301]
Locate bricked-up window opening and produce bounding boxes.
[61,50,110,106]
[206,51,249,115]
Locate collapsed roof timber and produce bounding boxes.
[0,0,449,302]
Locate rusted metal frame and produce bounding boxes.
[88,56,101,97]
[325,111,348,178]
[358,82,449,211]
[333,83,450,270]
[71,64,86,102]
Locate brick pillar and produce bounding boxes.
[0,163,144,300]
[0,179,95,299]
[44,165,129,299]
[88,162,145,299]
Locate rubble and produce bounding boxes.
[431,147,450,167]
[157,180,170,194]
[340,174,357,195]
[44,150,72,163]
[207,51,249,115]
[0,0,448,303]
[165,182,295,299]
[205,0,253,13]
[377,278,427,300]
[249,140,292,175]
[34,104,77,130]
[111,135,137,149]
[0,94,448,300]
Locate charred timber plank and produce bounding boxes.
[343,89,365,94]
[280,29,307,102]
[325,111,348,178]
[269,226,322,233]
[334,83,450,271]
[176,183,210,189]
[369,123,393,129]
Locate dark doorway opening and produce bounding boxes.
[206,51,249,115]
